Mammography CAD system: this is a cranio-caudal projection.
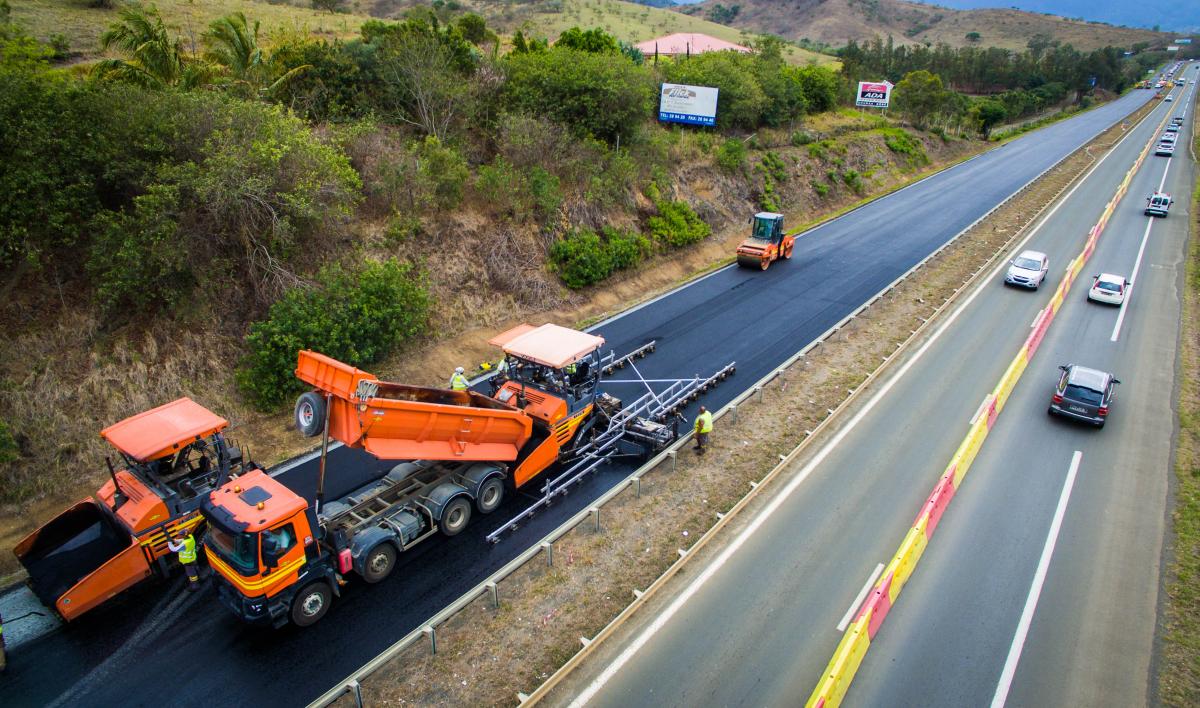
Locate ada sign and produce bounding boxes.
[659,83,719,127]
[856,80,893,109]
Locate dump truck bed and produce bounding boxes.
[297,351,534,462]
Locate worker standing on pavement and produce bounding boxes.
[168,530,201,592]
[693,406,713,455]
[449,367,469,391]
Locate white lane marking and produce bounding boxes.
[568,112,1155,706]
[1111,157,1172,342]
[1030,308,1044,328]
[990,450,1083,708]
[837,562,885,632]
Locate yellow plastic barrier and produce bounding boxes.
[993,352,1028,413]
[885,521,929,602]
[808,616,873,708]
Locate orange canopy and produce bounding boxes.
[488,323,605,369]
[101,398,228,462]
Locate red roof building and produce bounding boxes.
[634,33,751,58]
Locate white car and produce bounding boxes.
[1005,250,1049,290]
[1156,142,1175,157]
[1166,95,1175,102]
[1088,273,1127,305]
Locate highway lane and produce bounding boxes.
[847,75,1197,708]
[0,89,1155,708]
[541,87,1182,707]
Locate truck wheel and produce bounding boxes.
[760,256,770,271]
[295,393,326,438]
[290,582,332,627]
[439,496,472,536]
[475,477,505,515]
[362,543,397,584]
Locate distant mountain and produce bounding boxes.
[919,1,1199,34]
[678,0,1175,50]
[625,0,678,8]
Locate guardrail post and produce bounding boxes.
[730,404,738,422]
[348,680,364,708]
[487,581,499,609]
[668,450,677,472]
[590,507,601,532]
[541,541,553,567]
[755,385,764,403]
[632,476,641,498]
[423,626,437,655]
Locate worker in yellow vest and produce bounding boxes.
[693,406,713,455]
[168,531,201,591]
[449,367,469,391]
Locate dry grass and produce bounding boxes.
[342,90,1152,707]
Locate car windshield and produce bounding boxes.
[206,523,259,575]
[1064,384,1103,405]
[1014,257,1041,270]
[1097,281,1122,292]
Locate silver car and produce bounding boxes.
[1048,364,1119,428]
[1004,250,1049,289]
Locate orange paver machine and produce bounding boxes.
[14,398,256,620]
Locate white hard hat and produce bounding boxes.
[455,367,464,373]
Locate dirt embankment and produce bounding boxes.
[0,114,977,581]
[330,102,1155,705]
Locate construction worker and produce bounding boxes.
[693,405,713,455]
[497,357,509,377]
[449,366,469,391]
[168,530,201,591]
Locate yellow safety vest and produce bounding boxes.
[177,535,197,564]
[450,373,469,390]
[564,363,577,375]
[695,411,713,434]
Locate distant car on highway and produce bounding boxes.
[1161,132,1178,142]
[1165,95,1174,102]
[1145,191,1173,217]
[1049,364,1119,428]
[1156,141,1175,157]
[1166,124,1180,133]
[1004,250,1049,289]
[1087,273,1128,305]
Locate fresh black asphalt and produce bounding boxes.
[1,89,1154,707]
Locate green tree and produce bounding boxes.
[555,26,619,54]
[93,4,211,89]
[965,31,981,43]
[663,51,767,130]
[204,12,309,97]
[893,69,947,129]
[969,98,1007,137]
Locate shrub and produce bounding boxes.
[842,170,864,194]
[477,158,562,221]
[416,136,469,210]
[648,200,710,248]
[549,227,649,289]
[791,130,815,146]
[715,138,747,173]
[238,259,430,408]
[811,180,829,197]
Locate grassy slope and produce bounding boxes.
[10,0,375,57]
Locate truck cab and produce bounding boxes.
[14,399,249,620]
[736,212,794,271]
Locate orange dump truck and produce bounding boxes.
[202,324,630,627]
[13,399,255,620]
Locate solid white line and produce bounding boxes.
[837,562,885,632]
[1111,157,1171,342]
[1030,308,1043,328]
[568,109,1155,707]
[969,395,990,425]
[990,450,1083,708]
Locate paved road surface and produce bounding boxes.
[0,89,1156,707]
[544,81,1190,707]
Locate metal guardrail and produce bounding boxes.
[307,99,1154,708]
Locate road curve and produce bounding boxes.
[1,89,1156,708]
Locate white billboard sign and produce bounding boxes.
[856,80,893,109]
[658,83,719,127]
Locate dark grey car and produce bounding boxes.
[1048,364,1119,428]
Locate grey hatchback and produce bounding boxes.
[1048,364,1120,428]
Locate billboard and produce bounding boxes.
[658,83,719,127]
[1168,46,1181,52]
[856,81,893,109]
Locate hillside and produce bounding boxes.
[929,0,1199,34]
[679,0,1173,51]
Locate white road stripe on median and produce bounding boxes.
[566,105,1155,708]
[990,450,1083,708]
[837,562,885,632]
[1111,156,1173,342]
